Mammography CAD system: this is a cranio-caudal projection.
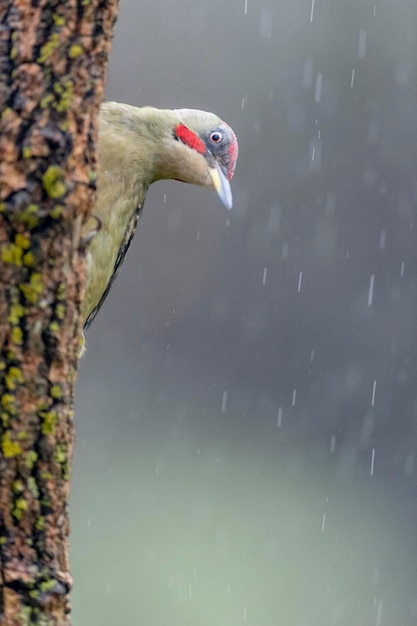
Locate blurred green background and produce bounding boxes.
[71,1,417,624]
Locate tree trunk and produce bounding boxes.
[0,1,119,624]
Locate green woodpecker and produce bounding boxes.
[81,101,238,351]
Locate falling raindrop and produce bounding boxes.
[262,267,267,285]
[368,274,375,306]
[297,271,303,292]
[292,389,297,406]
[221,390,228,413]
[371,380,376,406]
[370,448,376,476]
[350,68,356,88]
[277,407,283,428]
[379,230,386,250]
[314,73,323,103]
[310,0,315,23]
[309,138,322,172]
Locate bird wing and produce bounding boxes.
[83,202,144,330]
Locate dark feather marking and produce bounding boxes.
[84,203,144,330]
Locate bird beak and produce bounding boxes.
[209,163,233,209]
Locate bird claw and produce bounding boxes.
[78,332,87,358]
[80,214,102,248]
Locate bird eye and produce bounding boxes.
[210,131,223,144]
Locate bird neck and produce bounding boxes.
[101,104,182,182]
[98,102,212,192]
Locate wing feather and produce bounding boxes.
[84,202,143,329]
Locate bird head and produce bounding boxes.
[164,108,238,209]
[98,103,238,209]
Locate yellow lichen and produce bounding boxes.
[50,205,63,219]
[55,304,65,320]
[15,233,30,249]
[39,409,58,436]
[2,432,22,458]
[12,480,24,493]
[42,165,66,198]
[11,327,23,345]
[2,234,30,265]
[20,272,43,303]
[5,366,24,390]
[25,450,38,470]
[50,384,62,399]
[8,304,24,325]
[23,251,34,267]
[55,444,66,464]
[38,33,60,63]
[54,80,73,113]
[40,579,56,592]
[28,477,39,498]
[15,498,28,511]
[40,93,54,109]
[2,394,16,412]
[59,119,69,132]
[56,283,66,300]
[53,14,65,26]
[2,243,23,266]
[18,204,40,229]
[69,43,83,59]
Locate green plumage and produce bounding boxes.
[82,101,238,344]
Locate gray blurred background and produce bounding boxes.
[71,1,417,624]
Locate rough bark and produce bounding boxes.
[0,1,119,624]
